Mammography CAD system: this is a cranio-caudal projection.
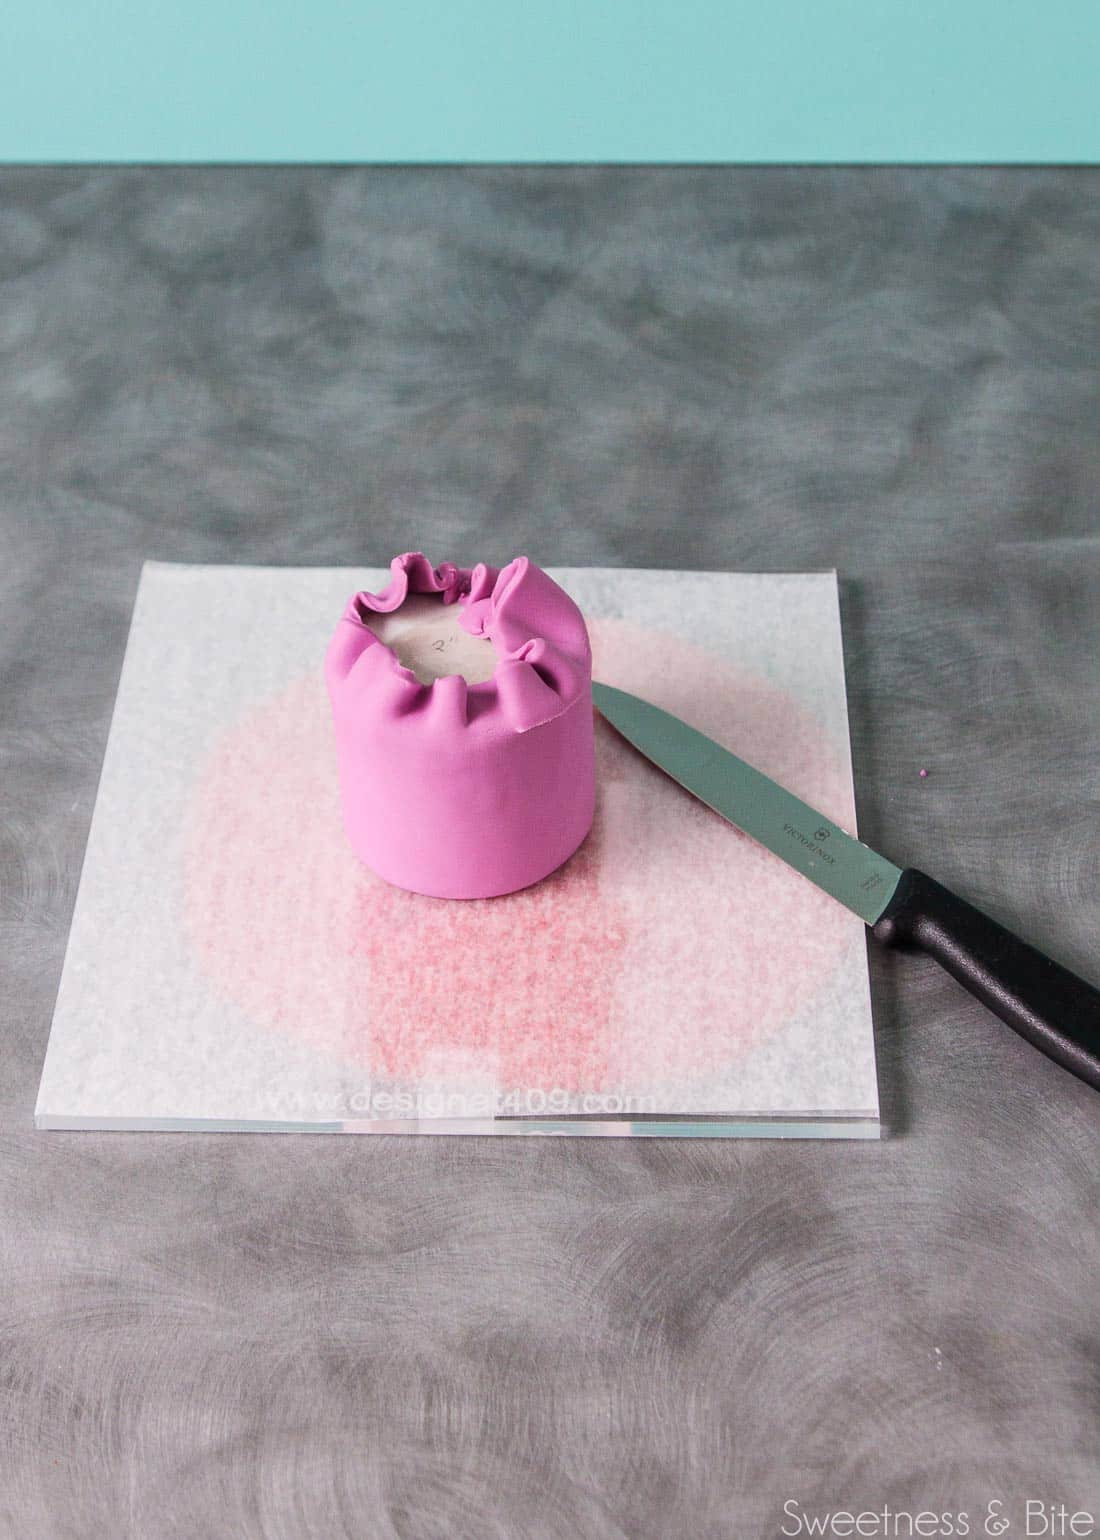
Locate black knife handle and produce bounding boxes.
[872,868,1100,1092]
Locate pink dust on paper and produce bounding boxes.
[180,669,624,1088]
[180,619,855,1093]
[350,817,624,1088]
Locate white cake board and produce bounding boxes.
[35,564,880,1138]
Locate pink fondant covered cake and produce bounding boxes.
[324,553,596,898]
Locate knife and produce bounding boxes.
[592,682,1100,1093]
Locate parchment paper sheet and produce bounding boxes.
[35,563,879,1136]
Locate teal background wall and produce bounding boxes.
[3,0,1098,162]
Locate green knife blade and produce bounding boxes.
[591,681,902,925]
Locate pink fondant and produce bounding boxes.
[324,553,596,899]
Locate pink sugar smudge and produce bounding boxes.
[181,619,856,1094]
[352,819,625,1088]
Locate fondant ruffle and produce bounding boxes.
[351,551,470,616]
[325,552,591,735]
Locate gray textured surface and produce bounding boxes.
[1,167,1098,1537]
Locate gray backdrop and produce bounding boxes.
[1,167,1097,1538]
